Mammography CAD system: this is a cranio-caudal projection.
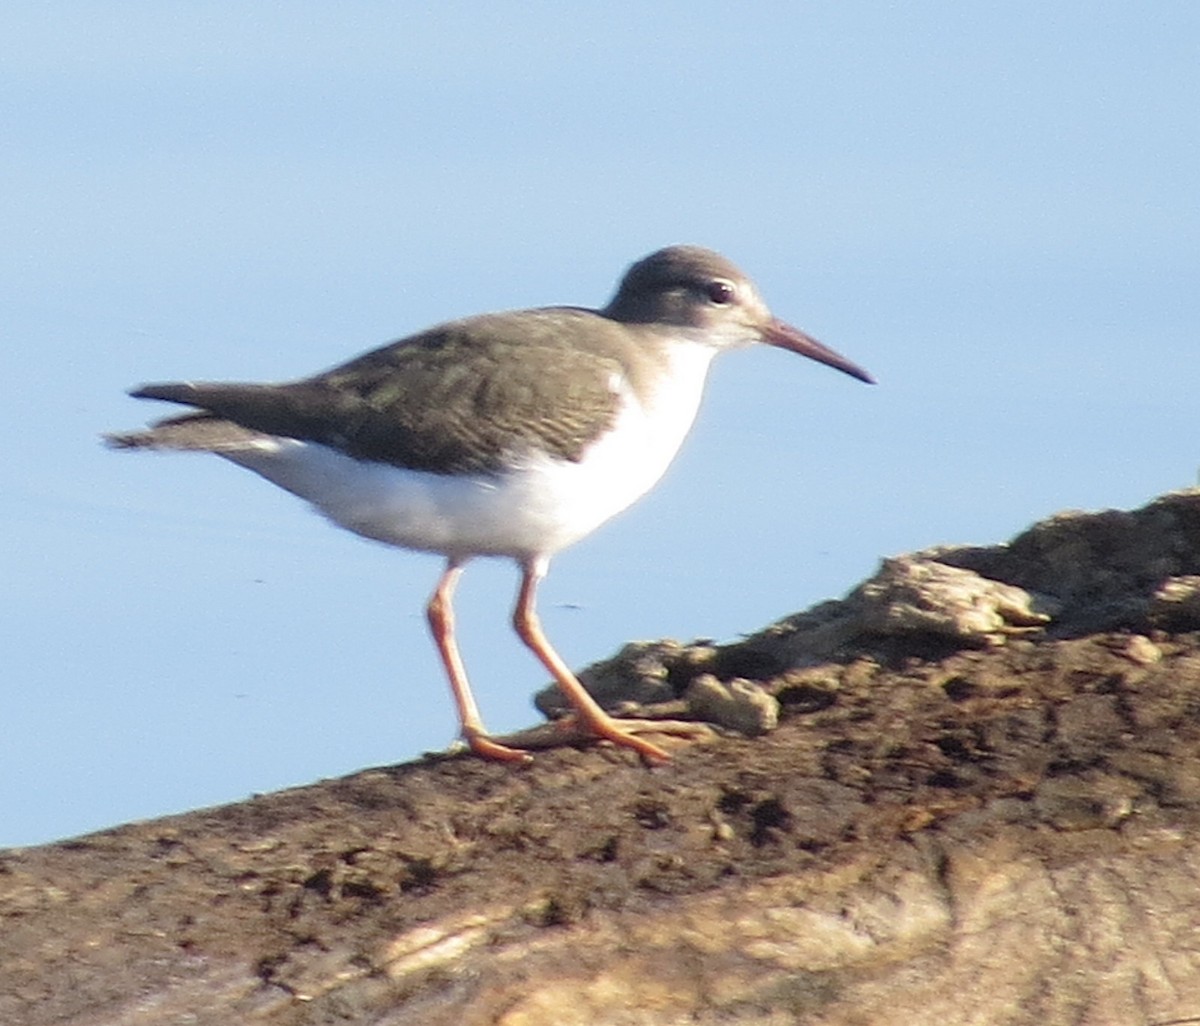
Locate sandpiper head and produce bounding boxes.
[604,245,874,384]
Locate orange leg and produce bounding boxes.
[512,557,670,765]
[426,559,530,764]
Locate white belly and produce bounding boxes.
[223,341,715,561]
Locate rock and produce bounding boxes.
[683,675,779,735]
[848,555,1055,644]
[533,640,692,719]
[1149,575,1200,630]
[937,488,1200,634]
[9,489,1200,1025]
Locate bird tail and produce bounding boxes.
[105,381,288,453]
[104,411,273,453]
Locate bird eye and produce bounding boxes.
[703,279,736,305]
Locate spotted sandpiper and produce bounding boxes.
[108,245,873,764]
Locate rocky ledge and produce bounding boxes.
[4,490,1200,1026]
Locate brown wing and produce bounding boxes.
[121,308,629,475]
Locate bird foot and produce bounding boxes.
[491,716,714,765]
[460,727,535,764]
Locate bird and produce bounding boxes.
[107,245,873,765]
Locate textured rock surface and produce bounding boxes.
[5,490,1200,1026]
